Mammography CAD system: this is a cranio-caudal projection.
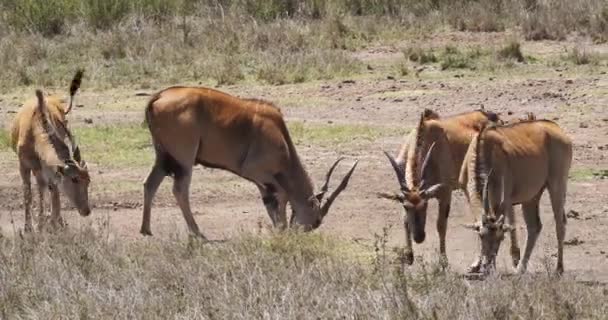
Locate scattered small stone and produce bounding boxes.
[440,83,445,88]
[600,250,606,255]
[76,104,84,108]
[342,79,355,84]
[564,237,584,246]
[393,98,403,103]
[356,97,362,101]
[387,75,395,80]
[135,92,150,97]
[321,85,330,89]
[566,210,581,220]
[84,118,93,124]
[327,120,333,124]
[565,79,573,84]
[553,117,560,121]
[507,110,513,115]
[489,77,494,81]
[367,64,374,70]
[579,122,589,129]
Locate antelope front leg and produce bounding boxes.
[504,205,520,269]
[437,196,451,267]
[19,166,33,232]
[49,185,65,228]
[258,184,288,230]
[34,172,48,231]
[402,219,414,265]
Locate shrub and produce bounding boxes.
[498,40,525,62]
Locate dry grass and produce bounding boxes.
[0,225,606,319]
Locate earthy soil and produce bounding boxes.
[1,33,607,282]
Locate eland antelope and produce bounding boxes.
[141,86,358,238]
[460,119,572,274]
[10,70,91,231]
[381,109,501,265]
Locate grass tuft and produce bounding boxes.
[498,40,525,63]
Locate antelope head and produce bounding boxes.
[290,157,359,230]
[382,143,444,243]
[463,170,513,273]
[36,88,91,217]
[59,147,91,217]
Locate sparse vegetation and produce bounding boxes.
[0,0,606,90]
[439,45,485,70]
[0,227,606,319]
[403,46,438,65]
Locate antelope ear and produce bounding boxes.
[80,160,88,170]
[73,146,82,162]
[462,223,480,232]
[421,183,444,199]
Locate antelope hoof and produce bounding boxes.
[467,263,481,274]
[439,255,449,270]
[401,250,414,265]
[51,217,66,229]
[140,227,153,236]
[511,248,521,268]
[189,232,209,242]
[24,223,33,233]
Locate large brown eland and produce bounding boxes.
[10,70,91,231]
[380,109,501,265]
[459,119,572,275]
[141,86,358,238]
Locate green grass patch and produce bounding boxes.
[570,168,608,180]
[73,125,153,168]
[562,47,607,66]
[0,130,11,150]
[288,121,404,146]
[71,122,400,168]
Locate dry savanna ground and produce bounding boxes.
[1,4,608,318]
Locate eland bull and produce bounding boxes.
[141,86,358,238]
[460,119,572,274]
[10,70,90,231]
[381,109,501,265]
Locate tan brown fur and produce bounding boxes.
[460,120,572,274]
[141,86,357,238]
[9,71,91,231]
[385,109,500,265]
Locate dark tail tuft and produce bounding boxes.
[70,69,84,97]
[35,89,44,109]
